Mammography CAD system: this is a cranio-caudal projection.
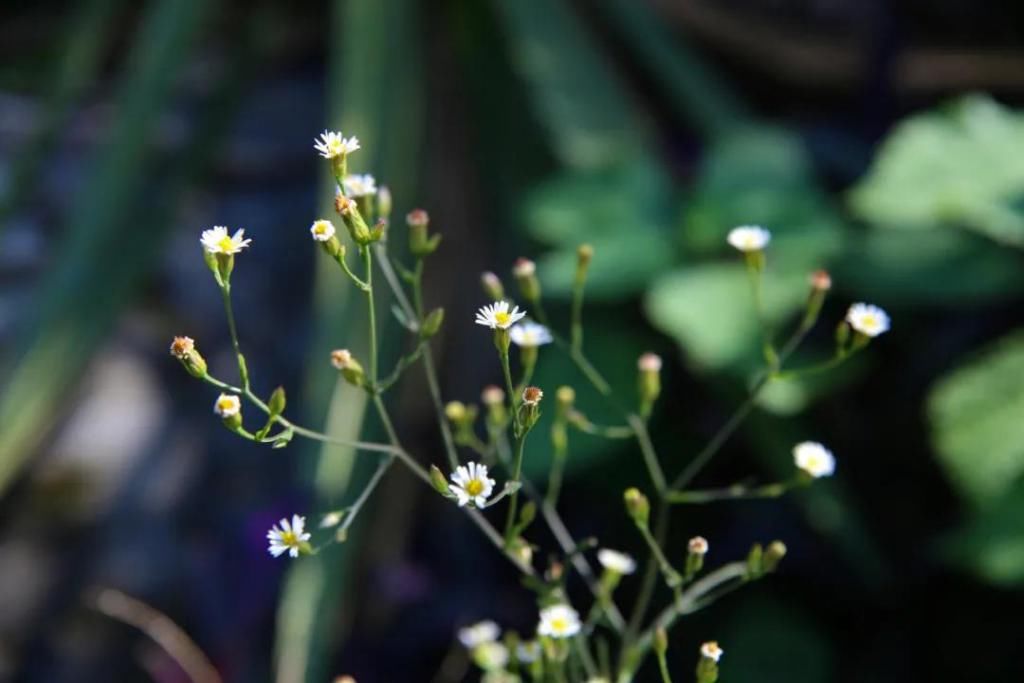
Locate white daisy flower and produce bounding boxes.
[846,302,890,338]
[516,640,542,663]
[266,514,311,558]
[688,536,709,555]
[310,219,336,242]
[726,225,771,252]
[472,641,510,671]
[342,174,377,197]
[509,321,553,347]
[700,641,724,662]
[213,393,241,417]
[475,301,526,330]
[458,620,501,648]
[537,603,581,639]
[449,462,496,508]
[793,441,836,478]
[314,130,360,159]
[200,226,251,255]
[597,548,637,575]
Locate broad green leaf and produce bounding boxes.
[850,94,1024,246]
[945,479,1024,586]
[928,330,1024,506]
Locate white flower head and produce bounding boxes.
[793,441,836,478]
[846,302,890,338]
[700,641,724,662]
[314,130,360,159]
[538,603,581,639]
[726,225,771,252]
[310,219,336,242]
[475,301,527,330]
[472,641,510,671]
[516,640,542,663]
[597,548,637,575]
[638,353,662,372]
[342,174,377,197]
[449,462,496,508]
[267,514,311,558]
[213,393,241,417]
[201,226,252,255]
[458,620,501,648]
[510,321,553,348]
[688,536,709,556]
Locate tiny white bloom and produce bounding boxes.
[726,225,771,252]
[516,640,541,663]
[458,620,501,648]
[266,514,311,558]
[213,393,241,417]
[200,226,252,255]
[342,173,377,197]
[700,641,724,662]
[597,548,637,575]
[510,321,553,348]
[637,353,662,372]
[475,301,527,330]
[846,302,890,338]
[449,462,496,508]
[793,441,836,478]
[513,258,536,277]
[688,536,709,556]
[472,641,510,671]
[314,130,360,159]
[537,604,581,639]
[320,510,344,528]
[310,219,336,242]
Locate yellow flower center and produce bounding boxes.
[279,530,298,547]
[314,224,327,234]
[494,312,511,326]
[217,398,235,412]
[550,617,569,633]
[217,235,235,252]
[465,479,485,497]
[861,314,877,329]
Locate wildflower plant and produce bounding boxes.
[172,130,890,682]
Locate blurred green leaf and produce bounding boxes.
[928,329,1024,507]
[850,94,1024,247]
[644,264,807,373]
[945,478,1024,587]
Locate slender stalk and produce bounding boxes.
[373,243,416,321]
[570,274,585,352]
[656,650,673,683]
[570,419,633,439]
[336,454,395,539]
[627,415,667,494]
[363,246,378,383]
[621,503,668,664]
[666,481,792,504]
[503,433,528,544]
[636,520,682,588]
[500,350,520,433]
[574,636,599,679]
[220,284,249,389]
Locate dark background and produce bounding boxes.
[2,0,1024,681]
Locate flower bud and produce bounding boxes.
[685,536,708,577]
[745,543,764,580]
[513,258,541,302]
[575,243,593,286]
[481,385,507,425]
[511,537,533,567]
[654,627,669,656]
[520,386,543,432]
[268,386,287,418]
[169,336,207,378]
[335,190,374,245]
[420,307,445,338]
[696,642,723,683]
[637,353,662,418]
[429,464,452,497]
[481,271,505,300]
[376,185,392,219]
[407,209,441,257]
[623,487,650,527]
[802,269,831,329]
[445,400,468,423]
[762,540,787,573]
[330,349,365,387]
[214,393,243,431]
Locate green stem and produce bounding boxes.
[503,433,528,544]
[628,414,667,495]
[377,342,427,392]
[637,521,682,589]
[574,636,599,679]
[363,246,377,383]
[570,419,633,439]
[656,651,673,683]
[666,481,793,504]
[570,274,585,352]
[220,284,249,390]
[334,250,370,291]
[336,454,395,540]
[500,350,520,432]
[621,502,668,666]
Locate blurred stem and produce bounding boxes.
[667,480,794,504]
[412,258,425,316]
[656,649,672,683]
[336,454,395,540]
[635,520,682,589]
[363,246,378,383]
[570,272,586,352]
[574,635,599,679]
[500,350,520,433]
[570,418,633,439]
[745,256,778,371]
[502,432,529,544]
[377,341,427,392]
[621,503,668,666]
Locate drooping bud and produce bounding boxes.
[637,352,662,418]
[481,271,505,300]
[330,349,365,387]
[169,336,207,378]
[555,386,575,418]
[623,487,650,527]
[513,258,541,303]
[335,189,373,245]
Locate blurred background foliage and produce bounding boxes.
[2,0,1024,681]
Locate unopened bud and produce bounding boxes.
[762,540,787,573]
[420,307,445,338]
[696,642,723,683]
[624,488,650,526]
[555,386,575,411]
[169,336,207,378]
[511,537,533,566]
[407,209,441,256]
[685,536,708,577]
[445,401,468,423]
[481,271,505,300]
[429,464,452,497]
[547,561,564,582]
[522,386,544,406]
[810,269,832,291]
[575,244,593,287]
[520,386,543,433]
[268,386,287,417]
[330,349,365,387]
[802,269,832,330]
[513,258,541,302]
[654,627,669,656]
[481,385,507,425]
[377,186,392,219]
[637,353,662,418]
[745,543,764,580]
[214,393,243,431]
